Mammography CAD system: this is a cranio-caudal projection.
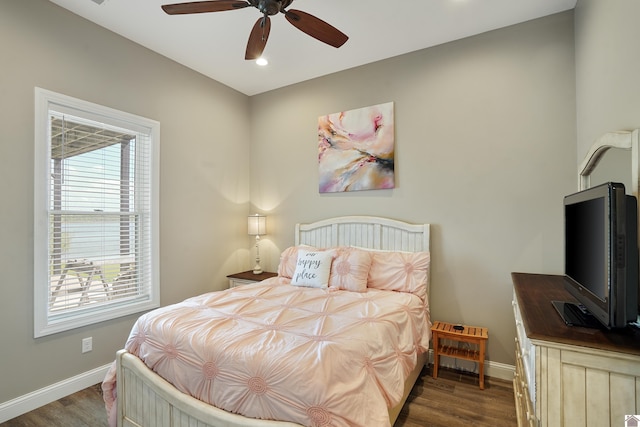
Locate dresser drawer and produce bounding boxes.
[514,338,537,427]
[513,296,536,408]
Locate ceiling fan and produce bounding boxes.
[161,0,349,60]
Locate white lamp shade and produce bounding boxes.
[247,214,266,236]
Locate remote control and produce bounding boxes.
[453,325,464,331]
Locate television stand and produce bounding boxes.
[551,300,603,329]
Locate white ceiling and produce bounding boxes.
[49,0,577,96]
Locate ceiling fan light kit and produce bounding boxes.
[162,0,348,60]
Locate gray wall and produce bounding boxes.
[575,0,640,159]
[574,0,640,185]
[249,12,576,366]
[0,0,250,403]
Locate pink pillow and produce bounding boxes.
[367,251,430,300]
[328,247,372,292]
[278,245,317,278]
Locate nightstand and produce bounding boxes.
[226,270,277,288]
[431,320,488,389]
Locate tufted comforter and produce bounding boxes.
[103,276,430,427]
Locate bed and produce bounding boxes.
[103,216,431,427]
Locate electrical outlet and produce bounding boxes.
[82,337,92,353]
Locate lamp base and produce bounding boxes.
[252,235,262,275]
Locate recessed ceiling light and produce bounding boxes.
[256,58,268,66]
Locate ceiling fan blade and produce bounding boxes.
[245,16,271,60]
[284,9,348,48]
[162,1,250,15]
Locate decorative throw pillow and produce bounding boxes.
[328,247,372,292]
[278,245,317,278]
[291,249,334,288]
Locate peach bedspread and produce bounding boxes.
[103,277,431,427]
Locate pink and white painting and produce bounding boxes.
[318,102,395,193]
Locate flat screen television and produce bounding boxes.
[555,182,639,329]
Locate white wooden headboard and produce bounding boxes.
[295,216,430,253]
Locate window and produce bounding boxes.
[34,88,159,337]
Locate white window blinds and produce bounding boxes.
[34,88,159,337]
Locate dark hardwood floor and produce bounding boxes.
[396,366,517,427]
[1,366,516,427]
[1,384,107,427]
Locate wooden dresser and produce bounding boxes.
[511,272,640,427]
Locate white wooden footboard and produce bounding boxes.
[116,349,302,427]
[116,349,426,427]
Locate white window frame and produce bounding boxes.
[34,87,160,337]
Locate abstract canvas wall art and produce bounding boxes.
[318,102,395,193]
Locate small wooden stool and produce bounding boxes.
[431,321,489,389]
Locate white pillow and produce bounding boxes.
[291,249,334,288]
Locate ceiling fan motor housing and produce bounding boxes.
[255,0,293,16]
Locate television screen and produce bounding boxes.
[565,197,606,301]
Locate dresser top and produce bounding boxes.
[512,272,640,356]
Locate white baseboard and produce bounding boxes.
[0,363,112,423]
[427,349,515,382]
